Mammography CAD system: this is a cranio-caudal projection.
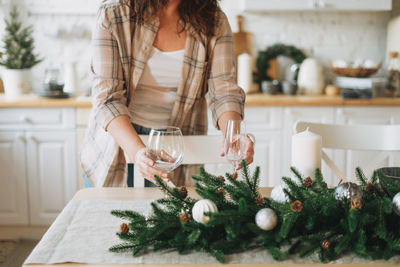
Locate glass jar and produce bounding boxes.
[43,68,64,92]
[387,51,400,97]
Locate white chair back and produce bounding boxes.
[295,122,400,182]
[133,135,225,187]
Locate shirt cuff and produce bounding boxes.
[211,100,245,130]
[94,101,131,130]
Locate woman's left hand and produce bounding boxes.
[221,134,255,170]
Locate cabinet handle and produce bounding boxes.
[16,133,26,143]
[28,135,39,143]
[19,115,31,124]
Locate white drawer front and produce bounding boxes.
[0,108,75,129]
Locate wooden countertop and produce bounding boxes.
[1,93,400,108]
[0,94,92,108]
[245,93,400,106]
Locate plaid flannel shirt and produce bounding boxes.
[80,0,245,187]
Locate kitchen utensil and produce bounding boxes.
[233,15,252,59]
[261,80,279,95]
[282,81,297,95]
[330,62,381,78]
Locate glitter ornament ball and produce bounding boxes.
[270,185,289,203]
[255,208,277,231]
[334,182,363,201]
[393,192,400,216]
[192,199,218,224]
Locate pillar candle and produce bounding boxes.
[237,53,256,93]
[291,127,321,179]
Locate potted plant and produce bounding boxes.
[0,6,42,99]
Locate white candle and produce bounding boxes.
[291,127,321,179]
[237,53,256,93]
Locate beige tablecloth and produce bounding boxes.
[24,199,400,265]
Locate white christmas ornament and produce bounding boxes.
[393,192,400,216]
[270,185,289,203]
[192,199,218,224]
[255,208,277,231]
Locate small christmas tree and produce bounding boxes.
[0,6,42,69]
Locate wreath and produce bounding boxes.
[253,43,306,84]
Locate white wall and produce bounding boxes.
[0,0,393,91]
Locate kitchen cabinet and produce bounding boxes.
[0,131,28,225]
[0,108,77,226]
[239,0,392,12]
[26,131,77,225]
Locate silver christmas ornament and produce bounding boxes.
[270,185,289,203]
[255,208,277,231]
[334,182,363,201]
[393,192,400,216]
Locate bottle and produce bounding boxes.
[387,51,400,97]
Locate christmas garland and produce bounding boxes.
[253,43,306,84]
[110,163,400,263]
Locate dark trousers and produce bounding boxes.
[127,123,157,187]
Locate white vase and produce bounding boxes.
[2,68,31,99]
[297,58,325,95]
[63,61,78,95]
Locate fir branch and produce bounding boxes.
[109,243,138,253]
[111,210,146,221]
[355,167,367,186]
[290,166,304,185]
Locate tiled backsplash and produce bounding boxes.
[0,0,393,93]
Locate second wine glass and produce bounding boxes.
[224,120,247,172]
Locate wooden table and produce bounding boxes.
[24,188,400,267]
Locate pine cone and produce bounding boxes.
[120,223,129,234]
[218,175,225,182]
[290,200,303,212]
[322,240,330,250]
[232,172,238,180]
[365,182,374,191]
[179,186,188,199]
[256,196,264,205]
[217,187,224,194]
[303,177,313,187]
[350,198,362,210]
[179,212,190,223]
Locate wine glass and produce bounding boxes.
[146,126,184,186]
[224,120,247,172]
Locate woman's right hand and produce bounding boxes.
[134,148,169,184]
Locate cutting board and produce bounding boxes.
[233,15,252,59]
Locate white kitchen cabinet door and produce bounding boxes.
[334,107,400,182]
[281,107,335,185]
[239,0,391,11]
[0,131,28,225]
[26,131,77,225]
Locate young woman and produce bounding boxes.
[81,0,254,187]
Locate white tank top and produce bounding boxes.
[131,47,185,128]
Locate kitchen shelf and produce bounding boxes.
[240,0,392,12]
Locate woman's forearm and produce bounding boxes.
[106,115,145,163]
[218,111,242,135]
